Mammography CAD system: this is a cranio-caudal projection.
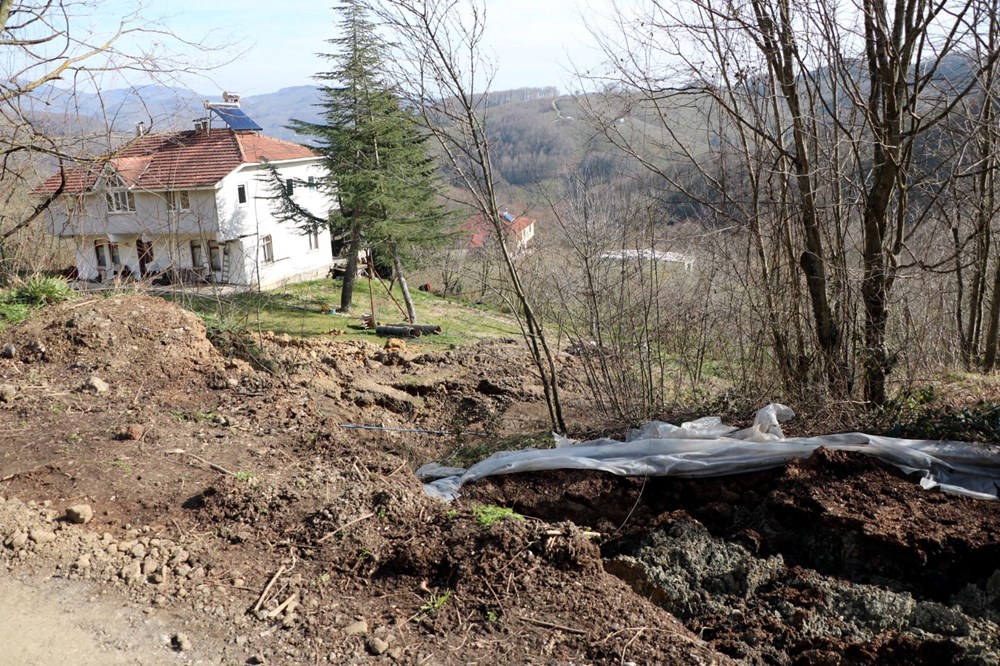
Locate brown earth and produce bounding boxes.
[0,293,997,665]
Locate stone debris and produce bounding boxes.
[81,376,109,394]
[0,384,16,403]
[29,528,56,545]
[343,619,368,636]
[65,504,94,524]
[117,424,145,441]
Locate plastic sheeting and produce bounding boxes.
[418,404,1000,501]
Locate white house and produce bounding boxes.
[36,109,333,290]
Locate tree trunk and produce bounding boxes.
[340,222,363,313]
[390,242,417,324]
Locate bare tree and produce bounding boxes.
[586,0,1000,404]
[1,1,225,275]
[369,0,567,432]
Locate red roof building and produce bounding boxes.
[462,210,536,251]
[38,117,333,290]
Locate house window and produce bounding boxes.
[167,190,190,213]
[307,176,315,189]
[308,228,320,250]
[109,243,121,267]
[261,235,274,264]
[106,189,135,213]
[285,179,294,196]
[190,240,205,267]
[237,184,247,204]
[209,242,223,271]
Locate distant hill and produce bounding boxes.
[22,83,658,198]
[26,83,324,143]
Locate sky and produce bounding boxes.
[92,1,628,96]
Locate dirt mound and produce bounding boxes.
[0,293,727,664]
[5,294,223,383]
[465,447,1000,663]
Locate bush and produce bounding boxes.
[13,276,75,306]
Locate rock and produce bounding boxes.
[387,647,403,661]
[384,338,406,352]
[65,504,94,524]
[0,384,15,403]
[1,343,15,359]
[29,528,57,545]
[81,376,109,394]
[74,554,92,570]
[142,557,159,576]
[366,637,390,656]
[6,529,28,549]
[172,633,192,652]
[120,561,142,584]
[343,619,368,636]
[130,543,146,559]
[117,424,144,441]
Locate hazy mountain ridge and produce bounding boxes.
[27,83,324,142]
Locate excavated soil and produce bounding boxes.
[0,292,997,664]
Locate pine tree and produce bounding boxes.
[273,0,446,317]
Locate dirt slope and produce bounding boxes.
[0,294,726,665]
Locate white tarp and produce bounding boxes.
[418,404,1000,501]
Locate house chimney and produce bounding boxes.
[136,121,146,137]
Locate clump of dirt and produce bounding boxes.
[606,517,1000,664]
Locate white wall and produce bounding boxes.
[219,159,334,289]
[49,156,335,288]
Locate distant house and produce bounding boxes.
[463,210,536,252]
[35,104,333,290]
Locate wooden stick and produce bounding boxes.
[265,592,299,619]
[519,615,588,636]
[164,449,235,476]
[252,565,286,614]
[316,512,376,544]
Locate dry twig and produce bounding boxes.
[316,511,376,544]
[252,565,286,614]
[164,449,235,476]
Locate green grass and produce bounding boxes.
[169,278,519,347]
[472,505,524,528]
[0,276,76,332]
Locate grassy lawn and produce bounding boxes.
[167,278,521,348]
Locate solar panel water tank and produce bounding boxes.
[209,105,262,132]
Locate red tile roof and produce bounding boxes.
[34,129,317,195]
[462,212,536,249]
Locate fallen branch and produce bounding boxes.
[265,592,299,619]
[519,615,588,636]
[544,529,601,539]
[316,511,376,544]
[164,449,235,476]
[252,565,286,614]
